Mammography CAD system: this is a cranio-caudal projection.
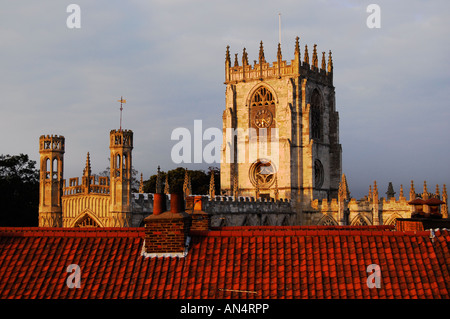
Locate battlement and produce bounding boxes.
[209,195,290,203]
[110,129,133,135]
[109,129,133,148]
[225,37,333,86]
[39,135,65,152]
[204,196,292,213]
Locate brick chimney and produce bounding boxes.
[185,195,211,231]
[396,197,450,231]
[143,193,191,256]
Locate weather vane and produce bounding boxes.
[117,96,126,130]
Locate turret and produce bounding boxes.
[38,135,65,227]
[82,152,91,194]
[312,44,318,69]
[109,129,133,227]
[225,45,231,82]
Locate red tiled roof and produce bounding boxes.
[212,225,395,231]
[0,226,449,299]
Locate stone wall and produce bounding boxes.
[202,196,295,227]
[302,196,413,226]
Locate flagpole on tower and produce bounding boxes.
[278,13,281,45]
[117,96,126,130]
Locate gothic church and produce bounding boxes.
[38,36,448,228]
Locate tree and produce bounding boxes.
[0,154,39,226]
[96,157,140,193]
[143,167,220,195]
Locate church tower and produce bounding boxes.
[38,135,65,227]
[109,129,133,227]
[221,37,342,222]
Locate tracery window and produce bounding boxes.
[321,216,336,226]
[249,160,276,188]
[75,214,100,227]
[353,216,369,226]
[251,86,275,107]
[311,89,322,140]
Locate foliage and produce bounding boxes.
[0,154,39,226]
[96,157,140,192]
[144,166,220,195]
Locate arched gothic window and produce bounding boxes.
[115,154,121,177]
[311,89,322,140]
[52,158,58,179]
[45,158,50,179]
[320,215,337,226]
[75,214,100,227]
[251,86,275,107]
[352,216,369,226]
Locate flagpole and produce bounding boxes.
[278,13,281,45]
[120,96,123,130]
[117,96,126,130]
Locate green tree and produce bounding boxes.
[0,154,39,226]
[97,157,139,193]
[143,167,220,195]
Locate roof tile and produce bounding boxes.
[1,226,450,299]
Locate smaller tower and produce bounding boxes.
[372,181,380,225]
[209,171,215,199]
[410,180,416,200]
[39,135,65,227]
[82,152,91,194]
[109,129,133,227]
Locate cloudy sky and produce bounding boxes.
[1,0,449,199]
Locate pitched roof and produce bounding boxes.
[0,226,449,299]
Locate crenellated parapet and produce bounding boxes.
[225,37,333,86]
[206,199,295,227]
[39,135,65,152]
[109,129,133,148]
[203,196,292,214]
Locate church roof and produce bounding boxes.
[0,226,449,299]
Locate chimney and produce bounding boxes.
[396,197,449,231]
[186,195,211,231]
[143,193,191,256]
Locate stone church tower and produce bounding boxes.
[220,37,342,222]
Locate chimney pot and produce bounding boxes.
[153,193,165,215]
